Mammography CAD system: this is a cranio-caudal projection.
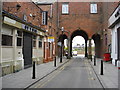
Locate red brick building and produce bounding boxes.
[1,0,120,76]
[54,2,119,58]
[36,2,57,62]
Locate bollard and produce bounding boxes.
[100,60,103,75]
[94,56,96,66]
[54,56,56,67]
[91,56,92,61]
[32,61,36,79]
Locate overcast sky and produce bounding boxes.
[72,36,95,47]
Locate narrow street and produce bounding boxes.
[29,56,104,88]
[1,1,120,89]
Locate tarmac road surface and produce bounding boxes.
[29,56,104,89]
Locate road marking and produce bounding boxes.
[37,70,62,88]
[34,60,73,88]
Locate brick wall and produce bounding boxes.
[3,2,42,27]
[58,2,103,38]
[102,2,119,53]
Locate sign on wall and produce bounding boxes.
[22,24,38,33]
[48,36,54,42]
[4,16,22,29]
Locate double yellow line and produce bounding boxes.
[34,60,73,88]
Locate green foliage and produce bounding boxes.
[64,47,68,50]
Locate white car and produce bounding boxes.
[72,51,77,56]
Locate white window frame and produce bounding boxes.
[33,35,37,48]
[62,3,69,14]
[42,11,48,25]
[90,3,97,14]
[38,36,43,48]
[2,34,13,46]
[17,30,23,47]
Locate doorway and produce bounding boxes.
[23,32,32,68]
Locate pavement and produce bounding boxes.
[88,57,119,89]
[2,57,69,89]
[1,55,119,89]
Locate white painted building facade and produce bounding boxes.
[109,4,120,67]
[1,11,45,75]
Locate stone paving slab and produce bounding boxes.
[2,57,69,88]
[89,58,118,88]
[2,57,119,89]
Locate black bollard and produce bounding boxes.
[54,56,56,67]
[100,60,103,75]
[32,61,36,79]
[94,56,96,66]
[91,55,92,61]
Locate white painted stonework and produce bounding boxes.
[109,5,120,67]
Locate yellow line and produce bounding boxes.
[34,60,73,88]
[37,70,62,88]
[34,71,57,88]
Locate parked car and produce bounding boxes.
[72,51,77,56]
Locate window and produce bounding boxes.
[90,4,97,13]
[17,31,23,46]
[42,11,48,25]
[38,36,43,48]
[2,34,12,46]
[33,35,36,47]
[62,3,69,14]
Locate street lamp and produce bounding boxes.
[60,27,64,63]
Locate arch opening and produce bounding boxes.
[72,36,85,57]
[70,30,88,57]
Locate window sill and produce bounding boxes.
[17,46,22,48]
[2,46,13,48]
[62,13,69,15]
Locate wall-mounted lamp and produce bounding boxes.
[61,27,64,32]
[32,15,36,19]
[8,4,21,12]
[46,30,48,33]
[16,4,21,10]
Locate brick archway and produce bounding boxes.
[58,34,68,57]
[70,30,89,57]
[92,34,102,58]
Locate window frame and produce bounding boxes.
[2,34,13,46]
[62,3,69,15]
[90,3,98,14]
[42,11,48,25]
[33,35,37,48]
[17,30,23,47]
[38,36,43,48]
